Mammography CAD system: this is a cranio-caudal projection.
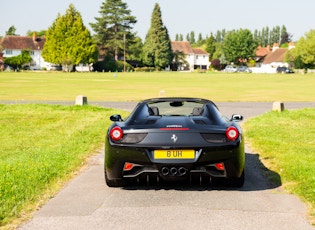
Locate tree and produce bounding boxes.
[205,33,216,60]
[295,30,315,68]
[171,50,189,71]
[142,3,173,68]
[221,29,257,64]
[4,50,32,70]
[26,30,46,37]
[280,25,292,45]
[90,0,137,61]
[42,4,97,71]
[126,36,143,61]
[6,26,17,36]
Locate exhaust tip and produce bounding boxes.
[170,167,178,176]
[161,167,169,176]
[178,167,187,176]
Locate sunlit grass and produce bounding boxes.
[0,104,129,227]
[244,108,315,224]
[0,71,315,102]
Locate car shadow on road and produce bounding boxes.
[122,153,281,192]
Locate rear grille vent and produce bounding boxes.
[120,133,147,144]
[201,133,226,143]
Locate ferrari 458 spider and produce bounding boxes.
[105,97,245,187]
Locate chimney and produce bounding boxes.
[288,42,295,50]
[272,43,279,52]
[33,32,36,42]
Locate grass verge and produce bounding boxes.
[243,108,315,224]
[0,104,129,228]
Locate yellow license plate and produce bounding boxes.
[154,150,195,159]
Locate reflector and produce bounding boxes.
[124,162,134,171]
[215,162,225,171]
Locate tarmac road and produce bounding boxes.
[18,102,315,230]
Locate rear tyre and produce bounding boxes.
[105,169,124,187]
[227,170,245,187]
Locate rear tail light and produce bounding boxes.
[226,126,239,141]
[109,126,123,141]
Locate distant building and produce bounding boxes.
[252,42,295,73]
[171,41,210,71]
[0,34,47,70]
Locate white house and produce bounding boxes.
[171,41,210,71]
[0,34,48,70]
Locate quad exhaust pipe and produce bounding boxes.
[161,167,187,176]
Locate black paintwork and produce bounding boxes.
[105,97,245,187]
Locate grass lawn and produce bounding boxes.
[0,71,315,102]
[244,108,315,224]
[0,104,129,228]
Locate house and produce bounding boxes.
[252,42,295,73]
[0,34,47,70]
[171,41,210,71]
[255,45,271,65]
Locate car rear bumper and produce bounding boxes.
[105,138,245,181]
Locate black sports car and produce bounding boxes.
[105,97,245,187]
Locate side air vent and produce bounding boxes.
[145,119,157,125]
[193,119,206,125]
[201,133,226,143]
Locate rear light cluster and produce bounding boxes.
[109,126,147,143]
[225,126,239,141]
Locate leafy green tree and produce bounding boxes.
[171,50,189,70]
[6,26,17,36]
[196,33,205,46]
[294,30,315,68]
[126,36,143,61]
[221,29,257,64]
[42,4,97,71]
[189,31,196,44]
[4,50,32,69]
[142,3,173,68]
[90,0,137,61]
[26,30,46,37]
[205,33,216,60]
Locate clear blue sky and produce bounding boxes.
[1,0,314,42]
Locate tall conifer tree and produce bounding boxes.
[142,3,173,68]
[90,0,137,61]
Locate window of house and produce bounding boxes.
[5,50,12,55]
[196,55,198,59]
[30,51,34,55]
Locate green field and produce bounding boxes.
[1,71,315,102]
[0,71,315,228]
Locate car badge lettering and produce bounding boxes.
[171,134,178,143]
[167,125,182,128]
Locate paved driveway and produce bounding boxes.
[18,102,315,230]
